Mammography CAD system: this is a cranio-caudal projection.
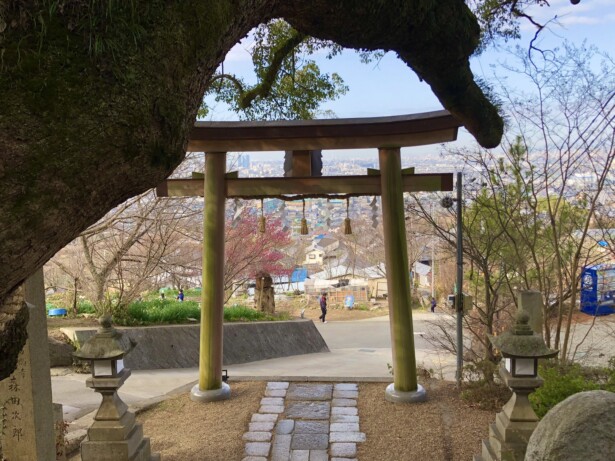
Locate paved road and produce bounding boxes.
[51,312,457,423]
[226,312,457,381]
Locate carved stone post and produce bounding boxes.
[0,269,55,460]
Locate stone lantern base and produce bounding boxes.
[80,369,161,461]
[474,367,542,461]
[81,418,160,461]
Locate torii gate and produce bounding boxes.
[157,110,460,403]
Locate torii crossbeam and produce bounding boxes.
[157,110,461,403]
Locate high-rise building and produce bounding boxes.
[238,154,250,169]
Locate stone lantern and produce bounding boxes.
[73,316,160,461]
[475,310,558,461]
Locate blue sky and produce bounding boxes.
[204,0,615,162]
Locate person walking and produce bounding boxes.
[318,292,328,323]
[177,289,185,302]
[430,296,437,313]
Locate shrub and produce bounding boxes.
[530,362,601,418]
[116,300,200,326]
[460,360,512,411]
[184,288,201,297]
[461,381,512,411]
[224,305,291,322]
[113,300,292,325]
[77,301,96,314]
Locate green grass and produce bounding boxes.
[77,301,96,314]
[224,305,291,322]
[113,300,291,325]
[116,300,201,326]
[184,288,202,297]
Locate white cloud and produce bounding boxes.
[223,39,255,63]
[526,0,614,25]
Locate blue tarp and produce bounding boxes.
[291,268,308,283]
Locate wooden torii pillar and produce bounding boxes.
[157,111,461,403]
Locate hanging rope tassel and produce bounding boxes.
[300,199,309,235]
[258,198,266,234]
[344,197,352,235]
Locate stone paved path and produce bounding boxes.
[242,382,365,461]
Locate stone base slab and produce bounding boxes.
[384,383,427,403]
[190,382,231,402]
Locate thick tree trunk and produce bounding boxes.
[0,0,501,379]
[0,286,28,381]
[279,0,503,148]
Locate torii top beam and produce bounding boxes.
[188,110,460,152]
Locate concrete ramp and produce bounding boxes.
[62,320,329,370]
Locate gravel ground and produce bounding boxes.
[138,381,265,461]
[127,379,494,461]
[358,380,494,461]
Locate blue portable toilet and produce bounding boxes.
[344,295,355,309]
[580,264,615,316]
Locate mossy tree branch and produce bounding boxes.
[238,29,306,109]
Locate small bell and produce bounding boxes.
[344,217,352,235]
[300,199,309,235]
[343,198,352,235]
[258,199,266,233]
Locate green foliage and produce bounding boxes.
[469,0,551,51]
[77,301,96,315]
[530,362,605,418]
[116,299,201,326]
[184,288,201,297]
[201,19,349,120]
[224,305,291,322]
[462,133,597,332]
[111,299,291,325]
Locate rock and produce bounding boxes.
[525,390,615,461]
[48,335,75,367]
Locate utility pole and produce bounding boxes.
[455,172,463,388]
[430,203,435,299]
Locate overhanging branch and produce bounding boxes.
[238,30,306,109]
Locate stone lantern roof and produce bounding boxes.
[73,315,135,361]
[489,311,558,359]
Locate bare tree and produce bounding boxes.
[44,241,86,316]
[64,191,200,314]
[413,43,615,371]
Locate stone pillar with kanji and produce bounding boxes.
[0,269,56,460]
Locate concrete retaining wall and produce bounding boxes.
[62,320,329,370]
